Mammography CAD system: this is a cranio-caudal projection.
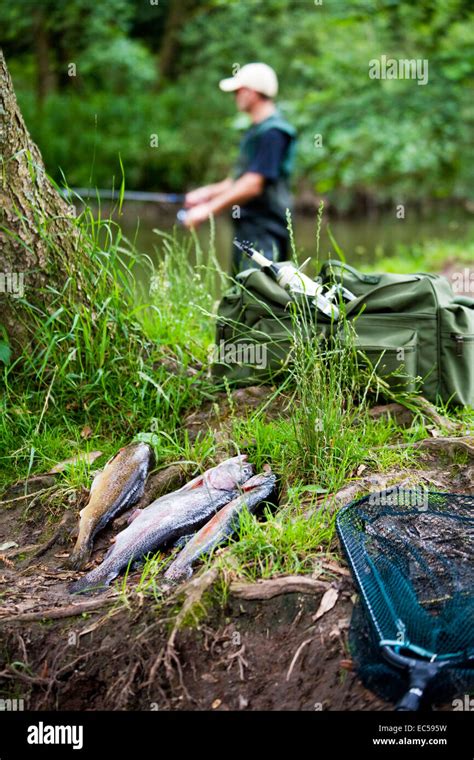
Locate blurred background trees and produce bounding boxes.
[1,0,473,213]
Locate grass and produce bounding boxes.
[369,238,474,274]
[0,204,223,492]
[1,197,473,600]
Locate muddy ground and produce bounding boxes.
[0,392,473,712]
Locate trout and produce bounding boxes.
[68,442,155,570]
[69,455,254,593]
[163,467,277,584]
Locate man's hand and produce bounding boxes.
[185,188,212,208]
[183,173,264,228]
[185,178,233,208]
[183,203,212,229]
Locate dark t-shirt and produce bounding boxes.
[246,128,291,180]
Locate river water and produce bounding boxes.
[117,204,474,273]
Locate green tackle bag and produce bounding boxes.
[213,260,474,407]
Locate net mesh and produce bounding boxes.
[337,488,474,704]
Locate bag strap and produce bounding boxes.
[319,259,380,285]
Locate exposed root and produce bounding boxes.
[369,397,459,434]
[0,485,58,507]
[225,644,249,681]
[385,436,474,458]
[407,396,460,434]
[164,567,219,684]
[230,576,330,600]
[0,596,117,623]
[105,661,140,709]
[286,637,313,681]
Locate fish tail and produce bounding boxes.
[66,543,92,571]
[68,560,117,595]
[163,561,193,584]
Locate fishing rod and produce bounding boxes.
[60,188,186,204]
[233,238,355,319]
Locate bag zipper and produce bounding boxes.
[451,333,464,356]
[449,333,474,357]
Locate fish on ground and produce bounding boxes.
[163,466,277,584]
[69,455,254,593]
[67,442,155,570]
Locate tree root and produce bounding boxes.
[385,436,474,458]
[0,596,116,623]
[159,566,219,694]
[229,575,330,600]
[369,397,460,434]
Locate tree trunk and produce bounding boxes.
[158,0,187,81]
[157,0,201,84]
[0,49,77,354]
[33,8,57,108]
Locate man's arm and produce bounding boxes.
[185,178,234,208]
[183,128,290,228]
[184,172,264,228]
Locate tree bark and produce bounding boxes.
[0,49,77,353]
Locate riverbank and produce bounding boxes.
[1,217,473,710]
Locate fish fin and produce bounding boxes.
[100,446,124,471]
[88,469,104,495]
[242,474,268,490]
[185,475,204,490]
[173,533,195,550]
[242,482,259,492]
[102,543,116,560]
[66,546,91,570]
[128,508,142,524]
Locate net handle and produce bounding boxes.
[382,646,444,711]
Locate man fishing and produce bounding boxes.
[183,62,297,273]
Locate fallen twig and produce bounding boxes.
[0,485,58,507]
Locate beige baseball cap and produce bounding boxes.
[219,63,278,98]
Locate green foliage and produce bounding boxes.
[0,205,222,489]
[2,0,474,206]
[0,327,11,366]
